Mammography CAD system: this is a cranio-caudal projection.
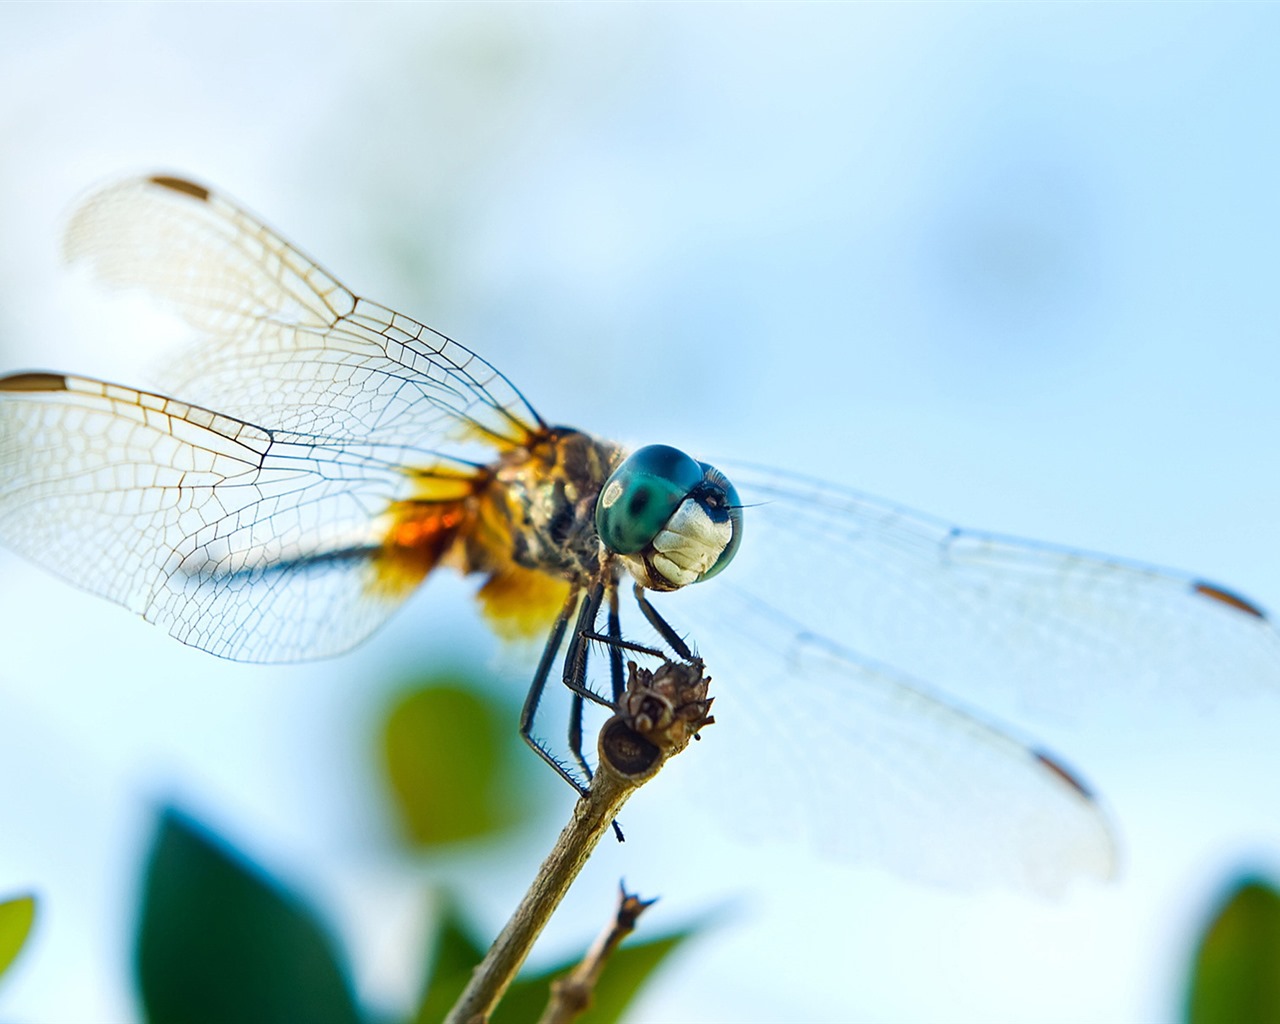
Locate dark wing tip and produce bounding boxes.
[148,175,211,202]
[0,372,68,393]
[1032,749,1096,801]
[1192,580,1268,621]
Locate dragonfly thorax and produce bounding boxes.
[485,428,625,585]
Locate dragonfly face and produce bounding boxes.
[596,444,743,591]
[1,174,1276,894]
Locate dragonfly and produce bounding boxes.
[2,175,1276,895]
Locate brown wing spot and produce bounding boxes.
[149,176,210,201]
[0,372,68,392]
[1193,580,1268,620]
[1033,750,1095,801]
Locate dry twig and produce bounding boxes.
[443,657,712,1024]
[537,884,657,1024]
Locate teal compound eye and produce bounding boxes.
[694,462,743,581]
[596,444,743,587]
[596,445,703,555]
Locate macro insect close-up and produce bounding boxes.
[2,7,1279,1023]
[3,172,1277,883]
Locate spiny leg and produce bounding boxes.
[520,585,587,797]
[575,581,678,665]
[580,590,671,664]
[565,580,608,784]
[606,582,625,702]
[564,580,605,696]
[561,578,627,842]
[567,686,586,783]
[563,578,627,779]
[634,582,694,661]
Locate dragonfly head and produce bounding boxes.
[595,444,742,592]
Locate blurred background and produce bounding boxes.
[1,3,1279,1021]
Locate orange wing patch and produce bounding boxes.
[366,462,486,599]
[368,456,573,640]
[466,415,544,454]
[370,500,470,601]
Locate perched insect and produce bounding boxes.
[2,175,1275,893]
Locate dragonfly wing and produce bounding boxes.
[0,373,437,662]
[681,590,1116,894]
[711,462,1280,720]
[64,175,544,455]
[653,461,1278,888]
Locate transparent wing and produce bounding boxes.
[711,462,1280,720]
[0,372,443,663]
[656,463,1280,890]
[63,175,544,456]
[680,590,1116,895]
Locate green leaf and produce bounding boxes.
[510,928,693,1024]
[0,893,36,983]
[135,807,361,1024]
[1186,875,1280,1024]
[412,901,487,1024]
[563,929,691,1024]
[381,678,534,847]
[414,898,697,1024]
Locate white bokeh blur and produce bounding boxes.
[1,4,1279,1022]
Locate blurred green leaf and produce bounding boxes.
[491,964,566,1024]
[382,678,531,847]
[0,892,36,983]
[412,900,486,1024]
[560,928,692,1024]
[415,897,696,1024]
[135,807,361,1024]
[1187,875,1280,1024]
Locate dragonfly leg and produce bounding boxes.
[633,582,695,661]
[564,580,609,785]
[559,578,627,841]
[561,581,615,710]
[567,690,588,782]
[520,585,588,797]
[563,579,627,779]
[606,583,624,703]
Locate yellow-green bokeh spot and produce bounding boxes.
[0,893,36,983]
[1186,875,1280,1024]
[381,679,530,847]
